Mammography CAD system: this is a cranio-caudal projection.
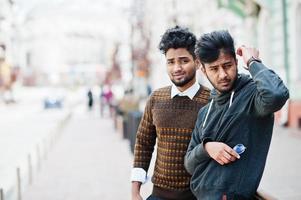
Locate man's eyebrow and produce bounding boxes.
[167,56,190,61]
[178,56,190,59]
[208,64,218,68]
[223,61,232,65]
[208,61,232,68]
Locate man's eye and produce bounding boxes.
[181,60,189,63]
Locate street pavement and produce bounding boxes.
[0,87,73,200]
[259,126,301,199]
[21,105,140,200]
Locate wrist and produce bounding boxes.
[204,141,212,151]
[132,181,142,193]
[203,137,212,149]
[246,56,262,69]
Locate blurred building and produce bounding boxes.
[2,0,300,127]
[218,0,301,128]
[0,0,16,103]
[129,0,300,128]
[11,0,132,87]
[0,0,13,59]
[129,0,244,96]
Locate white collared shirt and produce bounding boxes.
[130,81,200,184]
[170,80,200,99]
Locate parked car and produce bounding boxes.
[43,87,65,109]
[43,97,63,109]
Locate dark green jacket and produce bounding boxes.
[184,62,289,200]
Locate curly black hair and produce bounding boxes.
[195,30,236,64]
[158,25,197,59]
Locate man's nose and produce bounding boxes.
[173,62,182,71]
[218,68,227,79]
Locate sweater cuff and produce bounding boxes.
[202,137,212,145]
[195,141,211,161]
[249,61,268,78]
[130,168,147,183]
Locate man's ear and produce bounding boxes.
[200,64,206,75]
[201,64,207,76]
[195,59,201,69]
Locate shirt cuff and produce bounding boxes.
[130,168,147,183]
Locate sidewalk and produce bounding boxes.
[0,87,72,200]
[259,126,301,199]
[22,105,139,200]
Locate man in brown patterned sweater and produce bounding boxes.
[131,26,210,200]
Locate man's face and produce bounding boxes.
[201,52,238,93]
[165,48,198,91]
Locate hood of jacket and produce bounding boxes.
[210,74,252,106]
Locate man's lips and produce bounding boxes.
[219,80,230,86]
[173,73,185,79]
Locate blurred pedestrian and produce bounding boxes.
[87,89,94,110]
[0,44,14,104]
[102,85,114,117]
[131,26,210,200]
[99,84,104,117]
[185,30,289,199]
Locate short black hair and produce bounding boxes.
[158,25,196,59]
[195,30,236,63]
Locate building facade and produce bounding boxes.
[129,0,300,128]
[220,0,301,128]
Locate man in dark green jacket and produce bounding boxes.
[184,30,289,200]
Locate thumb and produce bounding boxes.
[236,47,242,56]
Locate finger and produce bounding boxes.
[222,151,232,161]
[229,155,237,162]
[236,47,242,56]
[220,156,230,164]
[237,45,247,56]
[216,158,225,165]
[223,152,238,163]
[225,146,240,159]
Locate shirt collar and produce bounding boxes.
[171,81,200,100]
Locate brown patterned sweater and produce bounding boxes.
[133,85,210,199]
